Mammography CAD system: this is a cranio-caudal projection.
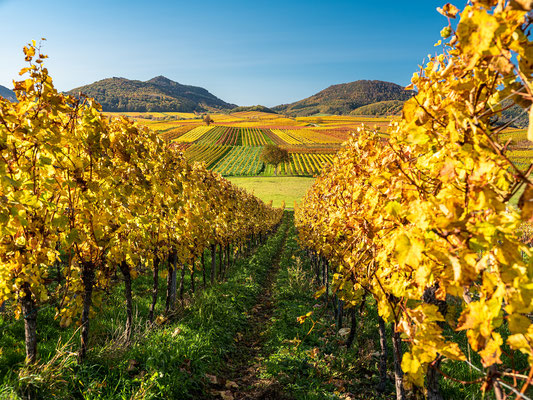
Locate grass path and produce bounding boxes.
[211,223,290,400]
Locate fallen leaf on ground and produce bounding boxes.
[225,380,238,389]
[338,328,350,336]
[172,328,182,337]
[219,390,234,400]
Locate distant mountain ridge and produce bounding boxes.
[67,76,235,112]
[274,80,414,116]
[231,105,277,114]
[0,85,16,102]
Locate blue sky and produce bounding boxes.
[0,0,454,106]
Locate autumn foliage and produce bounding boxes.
[0,42,283,364]
[296,1,533,398]
[260,144,290,175]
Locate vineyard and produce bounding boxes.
[212,146,264,176]
[294,3,533,400]
[2,1,533,400]
[0,48,286,399]
[149,124,342,176]
[105,112,365,177]
[183,144,231,168]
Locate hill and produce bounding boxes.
[67,76,235,112]
[497,100,528,128]
[352,98,528,127]
[0,85,16,102]
[350,100,405,116]
[273,80,414,116]
[231,105,277,114]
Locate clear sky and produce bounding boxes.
[0,0,456,107]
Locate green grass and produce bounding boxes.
[1,213,527,399]
[227,176,315,208]
[260,218,391,399]
[261,218,525,400]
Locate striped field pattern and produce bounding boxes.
[213,146,264,176]
[184,144,231,168]
[240,128,272,146]
[108,111,384,176]
[175,126,214,143]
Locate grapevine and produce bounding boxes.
[0,44,284,364]
[296,1,533,398]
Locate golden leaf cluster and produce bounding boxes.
[0,43,283,325]
[296,0,533,393]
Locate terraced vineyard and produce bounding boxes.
[287,128,345,143]
[270,129,311,145]
[175,126,214,142]
[215,127,241,145]
[181,124,338,176]
[158,125,194,141]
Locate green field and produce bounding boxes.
[227,176,315,208]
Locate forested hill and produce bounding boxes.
[0,85,16,102]
[67,76,236,112]
[350,99,405,116]
[350,98,528,127]
[273,80,414,116]
[231,105,278,114]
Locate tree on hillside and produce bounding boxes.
[260,145,290,176]
[203,114,213,126]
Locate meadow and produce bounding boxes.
[227,177,316,208]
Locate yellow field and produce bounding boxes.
[231,111,281,119]
[174,126,214,143]
[288,129,345,144]
[270,129,309,145]
[296,115,392,122]
[101,111,532,181]
[105,111,406,143]
[160,125,197,141]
